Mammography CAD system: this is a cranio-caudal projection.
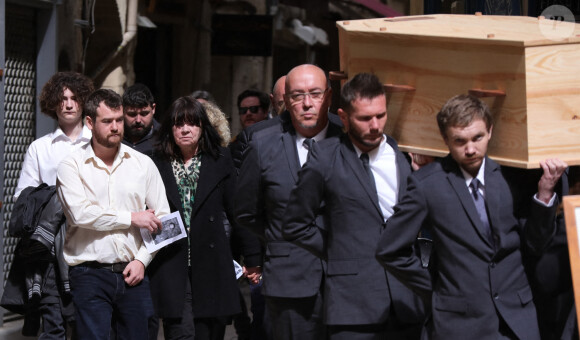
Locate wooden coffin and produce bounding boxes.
[336,14,580,168]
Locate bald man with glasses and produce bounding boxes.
[235,64,343,340]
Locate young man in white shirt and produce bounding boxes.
[57,89,170,340]
[15,72,94,198]
[12,72,94,339]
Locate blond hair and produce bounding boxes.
[202,101,231,147]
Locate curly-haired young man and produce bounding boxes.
[16,71,94,197]
[13,72,94,339]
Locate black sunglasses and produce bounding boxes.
[239,105,261,115]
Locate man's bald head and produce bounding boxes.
[270,75,287,115]
[283,64,332,138]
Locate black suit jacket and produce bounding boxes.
[376,155,558,340]
[234,111,343,298]
[282,134,425,326]
[149,148,256,318]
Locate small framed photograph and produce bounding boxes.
[140,211,186,253]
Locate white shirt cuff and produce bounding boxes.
[533,193,556,207]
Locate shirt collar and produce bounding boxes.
[83,142,131,170]
[295,120,329,145]
[460,158,486,187]
[352,134,387,161]
[51,125,92,143]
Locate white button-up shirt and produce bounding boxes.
[15,125,92,198]
[57,142,170,267]
[353,135,398,221]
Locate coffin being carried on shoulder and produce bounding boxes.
[336,14,580,168]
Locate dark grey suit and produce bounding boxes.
[376,155,558,340]
[234,111,343,339]
[282,135,425,339]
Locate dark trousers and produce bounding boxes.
[328,324,387,340]
[38,302,67,340]
[149,275,195,340]
[329,320,422,340]
[233,287,251,340]
[250,281,272,340]
[265,292,325,340]
[69,265,154,340]
[38,262,75,339]
[233,279,272,340]
[193,317,227,340]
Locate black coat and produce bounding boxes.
[1,184,71,335]
[149,147,243,319]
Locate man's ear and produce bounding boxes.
[488,124,493,139]
[86,116,94,130]
[338,108,348,131]
[151,103,156,115]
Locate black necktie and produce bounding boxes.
[469,178,493,241]
[303,138,314,161]
[360,153,376,192]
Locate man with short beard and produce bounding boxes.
[282,73,425,339]
[57,89,170,339]
[122,83,159,156]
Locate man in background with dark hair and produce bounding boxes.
[57,89,170,339]
[237,89,269,129]
[122,83,158,156]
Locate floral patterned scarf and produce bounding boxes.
[171,155,201,231]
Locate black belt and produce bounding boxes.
[82,261,129,273]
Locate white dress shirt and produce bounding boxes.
[56,143,170,267]
[295,122,329,166]
[353,135,398,221]
[15,125,92,198]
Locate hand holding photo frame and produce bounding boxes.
[140,211,187,253]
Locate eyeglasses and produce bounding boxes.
[287,89,328,103]
[239,105,261,115]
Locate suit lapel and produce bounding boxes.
[444,156,494,248]
[483,157,501,237]
[191,153,227,216]
[282,133,300,182]
[278,113,301,182]
[341,137,382,217]
[156,158,183,213]
[385,136,411,201]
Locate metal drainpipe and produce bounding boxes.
[90,0,138,79]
